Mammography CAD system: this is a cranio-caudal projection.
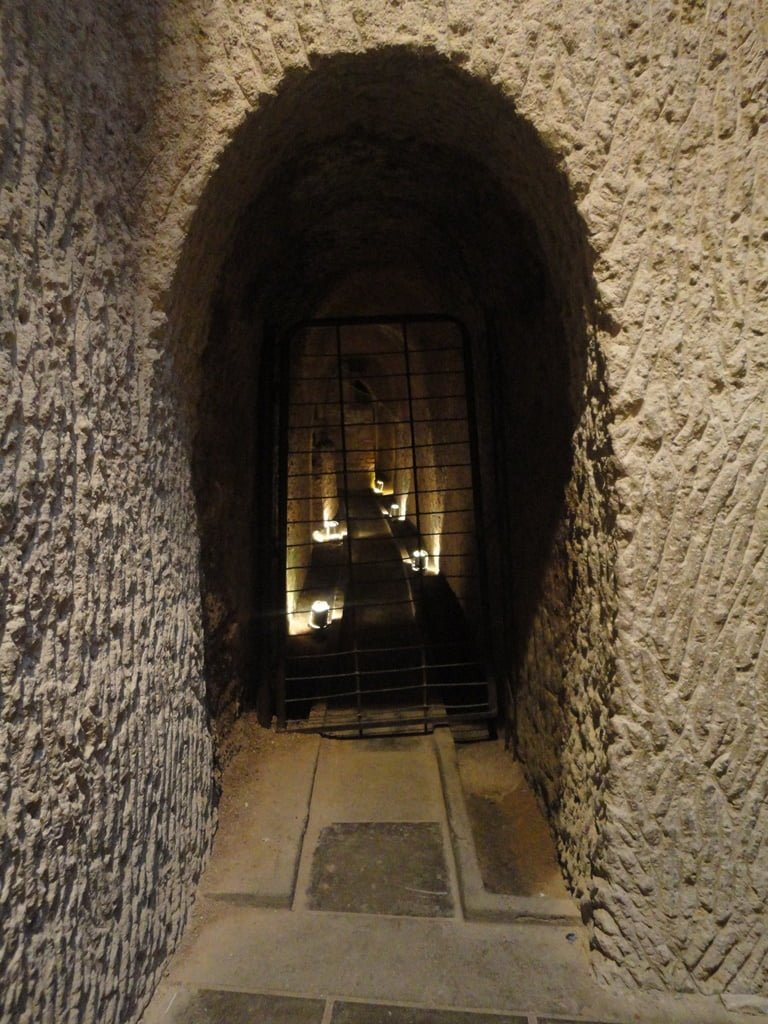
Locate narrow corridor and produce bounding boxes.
[280,317,492,737]
[286,487,490,735]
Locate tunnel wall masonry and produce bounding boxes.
[1,0,766,1020]
[134,0,768,997]
[1,5,216,1023]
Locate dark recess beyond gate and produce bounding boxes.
[266,315,496,736]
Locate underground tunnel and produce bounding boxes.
[278,313,490,732]
[175,47,617,907]
[5,2,766,1014]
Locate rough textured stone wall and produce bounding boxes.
[0,4,216,1022]
[510,319,618,932]
[194,297,260,733]
[589,4,768,992]
[132,0,768,1001]
[1,0,765,1020]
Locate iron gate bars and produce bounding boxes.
[275,315,496,736]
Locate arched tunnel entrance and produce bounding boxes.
[184,47,616,898]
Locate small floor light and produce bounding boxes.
[411,549,429,573]
[313,520,344,543]
[389,503,400,518]
[309,599,331,630]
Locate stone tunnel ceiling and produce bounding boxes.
[1,2,765,1021]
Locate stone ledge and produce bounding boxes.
[433,728,580,926]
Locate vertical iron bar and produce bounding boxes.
[275,329,291,729]
[335,323,362,733]
[461,319,497,720]
[484,311,514,735]
[256,324,278,723]
[401,321,429,720]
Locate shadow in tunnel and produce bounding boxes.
[279,311,495,737]
[184,45,616,907]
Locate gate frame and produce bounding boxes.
[262,314,498,732]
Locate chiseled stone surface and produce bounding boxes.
[1,1,766,1021]
[0,4,216,1023]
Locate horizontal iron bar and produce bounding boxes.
[286,464,473,479]
[285,528,479,543]
[286,663,486,683]
[442,702,492,711]
[294,336,462,349]
[290,368,464,382]
[285,417,469,428]
[285,640,474,660]
[285,514,472,524]
[284,565,475,581]
[289,313,466,330]
[285,681,488,698]
[286,540,481,557]
[285,487,473,501]
[285,502,473,515]
[284,581,477,594]
[288,393,467,408]
[286,682,428,702]
[284,576,476,595]
[285,441,471,455]
[284,710,494,735]
[285,662,483,675]
[292,340,462,355]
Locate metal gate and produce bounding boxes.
[276,316,495,735]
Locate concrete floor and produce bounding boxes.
[140,720,763,1024]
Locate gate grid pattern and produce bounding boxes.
[278,316,494,735]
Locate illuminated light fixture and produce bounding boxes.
[411,549,429,573]
[372,479,384,494]
[389,503,400,518]
[313,520,344,543]
[309,600,331,630]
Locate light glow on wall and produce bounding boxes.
[430,534,441,574]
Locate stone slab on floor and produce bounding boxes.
[456,740,569,901]
[144,987,325,1024]
[330,1002,528,1023]
[309,735,445,822]
[538,1019,621,1024]
[433,730,578,924]
[293,733,461,913]
[203,723,320,907]
[154,904,596,1015]
[309,821,453,916]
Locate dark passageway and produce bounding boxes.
[280,317,491,735]
[6,0,764,1015]
[187,47,617,920]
